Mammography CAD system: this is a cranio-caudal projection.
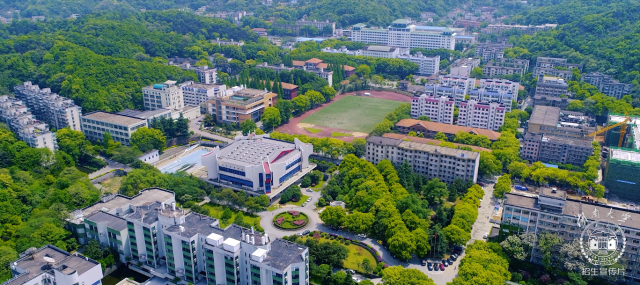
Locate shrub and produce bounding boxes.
[345,240,351,245]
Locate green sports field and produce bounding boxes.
[301,96,403,133]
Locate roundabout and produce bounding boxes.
[273,210,310,230]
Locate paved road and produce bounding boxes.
[188,116,234,143]
[258,177,498,285]
[88,155,132,179]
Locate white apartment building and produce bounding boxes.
[202,134,313,196]
[14,81,82,131]
[467,88,515,112]
[0,95,57,151]
[366,136,479,183]
[424,85,467,102]
[80,111,147,145]
[349,19,456,50]
[397,53,440,75]
[475,43,512,62]
[479,78,520,95]
[143,80,185,111]
[449,58,481,77]
[180,81,228,107]
[457,100,506,131]
[173,63,217,84]
[2,245,103,285]
[410,94,455,124]
[438,75,475,90]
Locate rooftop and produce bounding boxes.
[364,45,394,52]
[85,211,127,231]
[539,187,567,199]
[117,109,171,120]
[383,133,491,152]
[261,239,306,271]
[529,106,560,126]
[396,118,502,140]
[73,188,175,219]
[367,136,479,159]
[82,111,146,126]
[165,213,266,244]
[611,148,640,163]
[218,137,296,166]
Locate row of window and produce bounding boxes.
[219,166,246,177]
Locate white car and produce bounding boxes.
[318,209,324,214]
[483,233,489,239]
[307,198,312,202]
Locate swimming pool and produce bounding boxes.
[158,148,212,174]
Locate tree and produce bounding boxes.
[240,119,257,136]
[320,206,346,228]
[434,132,447,141]
[83,240,104,261]
[381,266,436,285]
[56,128,94,162]
[131,127,166,153]
[320,85,337,101]
[470,67,484,78]
[343,211,375,234]
[111,146,143,164]
[494,174,512,198]
[203,114,216,127]
[443,224,470,245]
[261,107,281,131]
[306,90,325,107]
[360,258,374,274]
[500,233,537,261]
[280,185,302,204]
[355,64,371,78]
[422,178,448,205]
[292,95,311,114]
[313,242,348,267]
[417,115,431,121]
[412,228,431,257]
[479,152,503,176]
[352,138,366,157]
[275,100,293,123]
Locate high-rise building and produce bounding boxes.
[604,148,640,202]
[457,100,506,131]
[13,82,82,131]
[349,19,456,50]
[0,95,57,151]
[449,58,481,77]
[143,80,185,111]
[410,94,455,124]
[479,78,521,95]
[366,135,480,183]
[65,188,310,285]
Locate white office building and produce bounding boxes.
[202,134,314,196]
[457,100,506,131]
[80,111,147,145]
[180,81,228,107]
[13,82,82,131]
[349,19,456,50]
[143,80,185,111]
[397,53,440,75]
[0,95,57,151]
[2,245,103,285]
[410,94,455,124]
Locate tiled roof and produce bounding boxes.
[395,118,502,141]
[382,133,491,152]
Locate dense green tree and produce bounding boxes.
[320,206,346,228]
[261,107,281,131]
[131,127,166,153]
[240,119,257,136]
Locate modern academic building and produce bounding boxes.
[66,188,310,285]
[201,134,314,197]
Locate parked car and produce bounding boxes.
[306,189,313,192]
[477,182,485,187]
[302,230,310,235]
[434,264,440,271]
[421,259,426,266]
[427,263,433,271]
[451,253,458,259]
[318,209,324,214]
[442,259,449,266]
[302,202,307,206]
[307,197,312,202]
[450,255,457,261]
[439,264,445,271]
[357,234,367,238]
[448,257,454,264]
[514,185,528,191]
[346,269,355,274]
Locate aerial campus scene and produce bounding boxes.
[1,1,640,285]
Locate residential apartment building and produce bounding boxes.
[479,78,520,95]
[211,38,244,47]
[349,19,456,50]
[424,86,467,103]
[532,68,573,80]
[438,75,475,90]
[0,95,57,151]
[582,72,632,100]
[410,94,455,123]
[481,23,557,35]
[449,58,481,77]
[366,135,480,183]
[501,188,640,282]
[206,87,276,124]
[467,88,515,112]
[66,188,310,285]
[395,118,502,141]
[457,100,506,131]
[142,80,185,111]
[533,57,582,80]
[475,43,512,62]
[528,106,596,140]
[455,20,481,29]
[535,76,569,97]
[13,81,82,131]
[482,58,530,77]
[532,95,574,110]
[2,245,103,285]
[202,134,313,196]
[180,81,228,107]
[293,59,335,86]
[520,133,594,165]
[80,111,147,145]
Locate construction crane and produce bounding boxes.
[588,115,632,147]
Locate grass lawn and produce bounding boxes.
[331,132,353,137]
[301,96,404,133]
[305,127,322,134]
[267,204,282,211]
[287,195,310,206]
[301,236,377,273]
[100,176,123,194]
[200,203,261,228]
[312,180,325,191]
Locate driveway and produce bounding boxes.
[188,115,234,143]
[88,155,132,179]
[258,177,498,285]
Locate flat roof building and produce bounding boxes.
[366,135,480,183]
[117,108,172,125]
[349,20,456,50]
[532,95,575,110]
[520,133,594,165]
[582,72,632,100]
[481,23,557,35]
[206,87,277,124]
[142,80,184,111]
[0,95,57,151]
[14,82,82,132]
[535,76,569,98]
[604,148,640,202]
[475,43,512,62]
[202,134,314,197]
[482,58,530,77]
[528,106,596,140]
[457,100,506,131]
[449,58,481,77]
[80,111,147,145]
[180,81,227,108]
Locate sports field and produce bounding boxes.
[300,96,403,133]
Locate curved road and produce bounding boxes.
[259,177,498,285]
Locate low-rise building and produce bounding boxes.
[211,38,245,47]
[206,87,276,124]
[532,95,574,109]
[533,57,582,80]
[582,72,632,100]
[202,134,313,196]
[168,60,218,84]
[482,58,530,77]
[395,118,502,141]
[138,149,160,165]
[14,81,82,131]
[520,133,594,165]
[475,43,512,62]
[180,81,227,108]
[410,94,455,123]
[479,78,520,95]
[449,58,481,77]
[0,95,57,151]
[291,58,340,86]
[80,111,147,145]
[604,148,640,202]
[528,106,596,140]
[532,67,573,80]
[397,52,440,75]
[535,76,569,97]
[142,80,185,111]
[366,135,480,183]
[481,23,557,35]
[117,108,172,125]
[457,100,506,131]
[455,20,481,29]
[2,245,103,285]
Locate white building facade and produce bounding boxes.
[14,81,82,131]
[349,20,456,50]
[180,81,228,107]
[410,94,455,124]
[143,80,185,111]
[80,111,147,145]
[0,95,57,151]
[457,100,506,131]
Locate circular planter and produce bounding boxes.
[273,211,309,230]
